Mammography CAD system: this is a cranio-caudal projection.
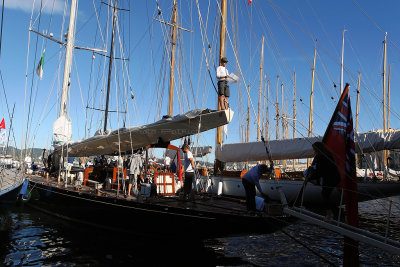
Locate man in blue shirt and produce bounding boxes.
[242,164,272,212]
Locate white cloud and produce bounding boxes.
[5,0,65,15]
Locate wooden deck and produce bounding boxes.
[28,174,282,218]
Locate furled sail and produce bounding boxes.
[53,115,72,145]
[165,146,212,159]
[216,129,400,162]
[55,108,233,157]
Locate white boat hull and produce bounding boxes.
[200,176,400,207]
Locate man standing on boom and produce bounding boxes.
[216,57,230,110]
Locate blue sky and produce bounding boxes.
[1,0,400,161]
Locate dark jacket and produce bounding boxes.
[309,152,340,187]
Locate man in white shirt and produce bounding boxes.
[182,144,195,200]
[216,57,230,110]
[164,155,171,172]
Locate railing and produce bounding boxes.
[278,187,400,255]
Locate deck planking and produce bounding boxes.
[29,174,271,218]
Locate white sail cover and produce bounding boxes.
[165,146,212,159]
[55,109,233,157]
[216,130,400,162]
[53,115,72,145]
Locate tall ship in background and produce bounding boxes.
[200,0,400,207]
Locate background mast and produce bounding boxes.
[103,0,118,131]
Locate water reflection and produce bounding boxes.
[1,206,247,266]
[1,197,400,266]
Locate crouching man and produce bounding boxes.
[242,164,272,212]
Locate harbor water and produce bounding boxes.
[1,197,400,266]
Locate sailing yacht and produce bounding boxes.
[23,0,292,237]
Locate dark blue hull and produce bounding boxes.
[0,181,24,214]
[27,180,291,238]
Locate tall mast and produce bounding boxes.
[387,64,391,168]
[383,34,387,133]
[307,46,317,167]
[275,75,279,140]
[355,73,361,134]
[168,0,177,116]
[266,78,270,141]
[257,36,264,141]
[340,29,346,93]
[104,0,118,132]
[283,98,287,169]
[262,74,267,137]
[281,83,284,139]
[285,100,288,139]
[153,1,190,116]
[355,72,361,167]
[387,64,391,131]
[214,0,227,174]
[59,0,78,117]
[293,72,296,169]
[382,34,387,173]
[246,86,250,143]
[217,0,227,145]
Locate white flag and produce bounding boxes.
[36,49,45,80]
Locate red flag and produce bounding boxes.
[322,84,359,265]
[248,0,252,5]
[0,118,5,129]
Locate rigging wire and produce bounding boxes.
[92,0,106,47]
[151,1,174,120]
[267,0,337,109]
[304,0,339,59]
[194,0,218,97]
[24,0,44,156]
[352,0,400,53]
[268,0,400,139]
[26,0,66,151]
[260,0,345,115]
[28,51,63,149]
[0,0,4,60]
[0,71,17,148]
[0,0,19,150]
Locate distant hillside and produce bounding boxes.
[0,146,49,161]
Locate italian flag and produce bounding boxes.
[36,49,45,80]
